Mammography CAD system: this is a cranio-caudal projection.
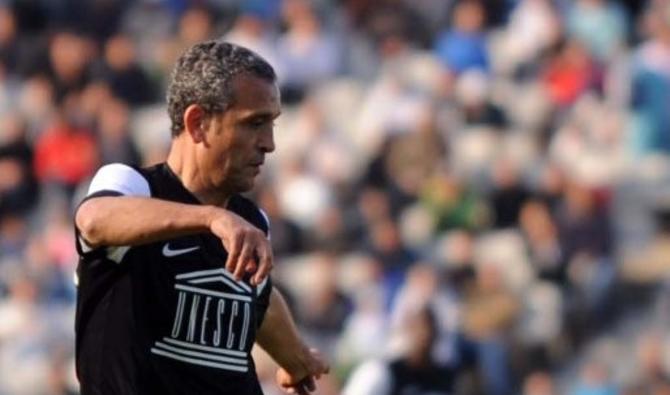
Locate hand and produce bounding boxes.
[275,348,329,394]
[208,208,273,285]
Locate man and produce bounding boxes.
[74,41,328,394]
[343,305,456,395]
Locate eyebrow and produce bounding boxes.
[238,110,281,122]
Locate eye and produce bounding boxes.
[248,118,274,129]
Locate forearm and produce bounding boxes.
[256,288,310,376]
[76,196,216,247]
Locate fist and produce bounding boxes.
[275,348,329,394]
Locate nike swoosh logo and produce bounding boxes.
[162,244,200,257]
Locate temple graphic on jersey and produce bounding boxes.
[151,268,254,372]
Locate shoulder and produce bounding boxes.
[87,163,151,197]
[228,195,270,236]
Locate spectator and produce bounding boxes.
[94,98,141,166]
[434,230,477,295]
[420,170,489,232]
[296,253,352,357]
[489,158,531,229]
[156,6,215,79]
[454,70,508,129]
[0,5,19,74]
[434,0,489,74]
[33,94,98,194]
[462,263,519,395]
[629,1,670,155]
[0,214,28,261]
[567,0,627,61]
[308,205,352,253]
[92,34,156,106]
[502,0,562,73]
[383,104,448,198]
[17,75,56,133]
[534,162,566,213]
[46,31,93,101]
[628,332,670,389]
[556,180,613,285]
[0,273,51,394]
[336,256,387,369]
[523,371,557,395]
[342,305,456,395]
[223,3,280,78]
[390,263,463,368]
[519,199,563,283]
[622,206,670,283]
[277,0,342,101]
[364,218,418,307]
[570,360,619,395]
[0,114,38,217]
[542,39,600,108]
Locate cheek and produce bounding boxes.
[228,140,254,167]
[206,128,253,177]
[197,145,228,180]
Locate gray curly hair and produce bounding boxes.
[166,40,276,136]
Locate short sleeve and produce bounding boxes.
[259,208,271,240]
[86,163,150,197]
[255,277,273,328]
[75,164,150,257]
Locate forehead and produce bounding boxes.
[228,74,280,116]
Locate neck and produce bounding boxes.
[166,137,232,207]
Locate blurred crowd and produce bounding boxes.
[1,0,670,394]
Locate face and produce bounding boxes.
[405,309,436,357]
[198,74,280,194]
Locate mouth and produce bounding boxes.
[248,161,264,175]
[249,160,264,168]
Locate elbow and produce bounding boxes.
[76,201,104,248]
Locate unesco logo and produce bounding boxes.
[151,268,255,372]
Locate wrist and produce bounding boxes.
[282,343,311,377]
[203,205,224,230]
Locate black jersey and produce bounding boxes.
[74,163,273,395]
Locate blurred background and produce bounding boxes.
[1,0,670,394]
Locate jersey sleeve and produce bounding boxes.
[259,208,271,240]
[85,163,151,199]
[253,207,273,327]
[75,163,151,255]
[254,276,273,328]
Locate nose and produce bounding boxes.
[259,128,275,153]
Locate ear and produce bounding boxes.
[183,104,208,143]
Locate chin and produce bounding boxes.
[235,179,256,193]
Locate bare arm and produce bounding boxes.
[76,196,215,247]
[76,196,273,284]
[256,288,329,394]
